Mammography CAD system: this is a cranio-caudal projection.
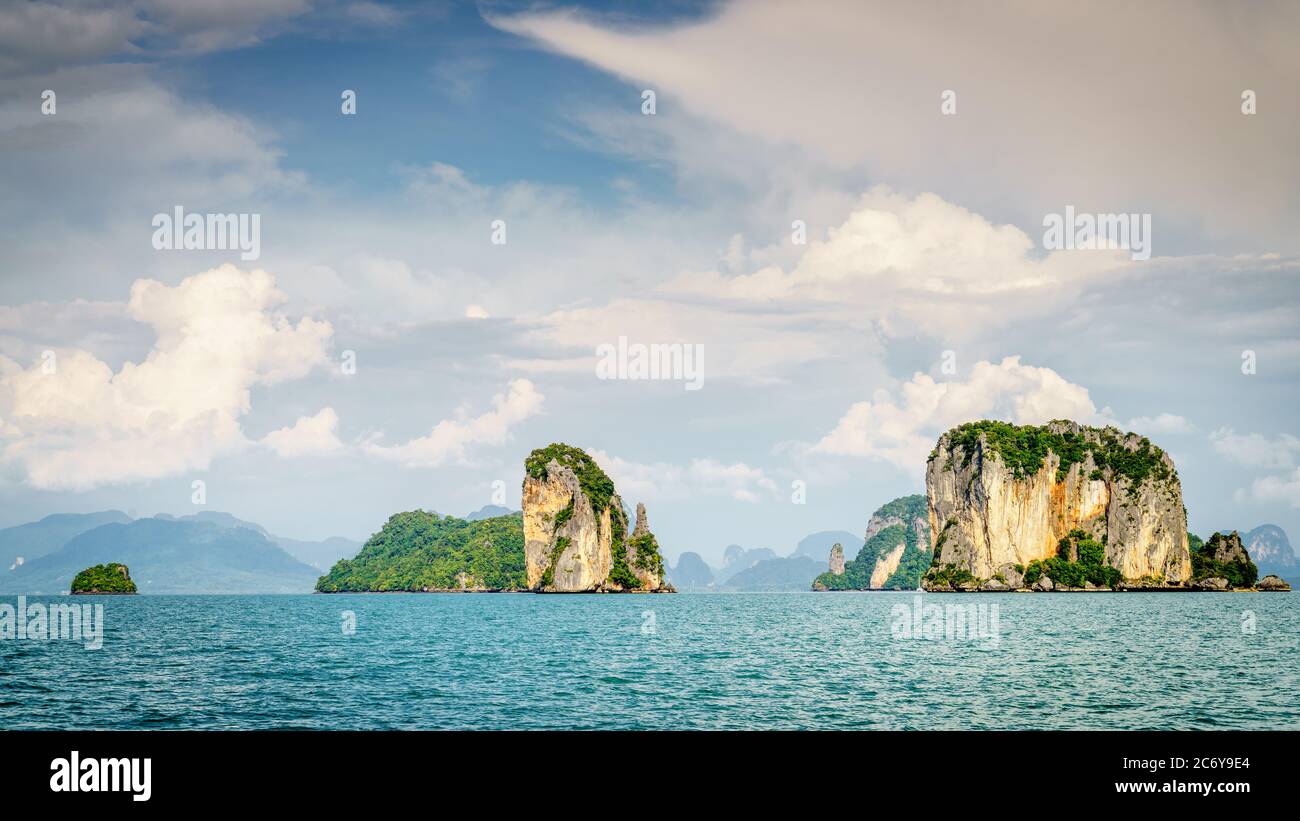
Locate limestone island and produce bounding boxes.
[70,563,138,594]
[813,494,931,590]
[316,443,671,593]
[815,420,1291,593]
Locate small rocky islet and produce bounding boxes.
[315,443,670,594]
[70,562,137,594]
[815,419,1290,593]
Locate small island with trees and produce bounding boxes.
[70,563,138,594]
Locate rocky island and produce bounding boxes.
[523,443,669,592]
[316,443,671,594]
[919,420,1290,592]
[70,563,137,594]
[812,495,931,590]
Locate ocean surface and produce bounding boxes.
[2,592,1296,730]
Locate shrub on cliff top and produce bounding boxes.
[940,420,1173,490]
[526,443,617,513]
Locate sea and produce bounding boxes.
[2,591,1296,730]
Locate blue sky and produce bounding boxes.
[2,0,1299,565]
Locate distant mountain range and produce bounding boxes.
[666,530,859,591]
[1,510,132,572]
[464,505,515,521]
[0,511,360,594]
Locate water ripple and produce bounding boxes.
[0,591,1296,729]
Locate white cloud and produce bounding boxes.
[1209,428,1300,508]
[0,2,145,76]
[261,407,343,457]
[1209,427,1300,470]
[494,0,1300,249]
[1126,413,1196,436]
[0,0,327,76]
[364,379,544,468]
[812,357,1100,473]
[1247,469,1300,508]
[0,265,333,490]
[516,297,841,385]
[662,187,1127,340]
[590,449,778,504]
[138,0,312,54]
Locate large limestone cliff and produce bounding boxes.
[925,420,1191,587]
[522,443,668,593]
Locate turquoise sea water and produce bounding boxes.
[1,592,1296,730]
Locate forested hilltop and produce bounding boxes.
[813,495,931,590]
[316,512,526,592]
[71,562,137,594]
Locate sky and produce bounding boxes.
[2,0,1299,565]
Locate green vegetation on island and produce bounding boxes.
[316,511,525,592]
[526,443,616,514]
[525,442,668,592]
[938,420,1174,489]
[627,530,666,579]
[813,495,930,590]
[1190,531,1259,588]
[925,563,977,588]
[70,563,137,594]
[1021,529,1122,589]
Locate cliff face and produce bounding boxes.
[522,444,667,593]
[925,420,1191,586]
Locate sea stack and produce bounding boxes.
[828,543,845,575]
[923,420,1191,589]
[522,443,668,592]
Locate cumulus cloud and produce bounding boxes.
[1209,428,1300,508]
[1246,469,1300,508]
[364,379,544,468]
[261,407,343,457]
[1209,427,1300,470]
[812,357,1101,473]
[590,449,778,504]
[0,265,333,490]
[1125,413,1196,436]
[662,188,1127,340]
